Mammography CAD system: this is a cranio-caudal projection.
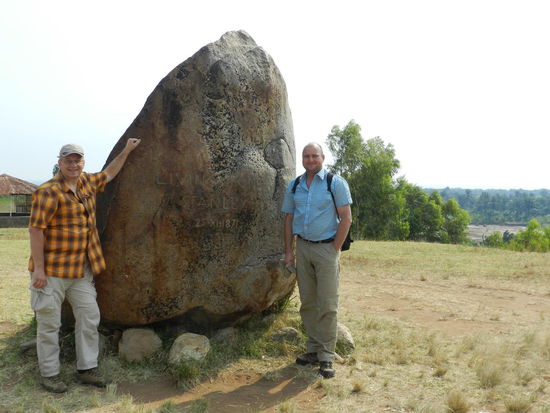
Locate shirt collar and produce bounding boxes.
[316,169,328,180]
[300,168,328,184]
[300,168,328,185]
[52,172,84,193]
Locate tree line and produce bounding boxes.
[325,120,470,243]
[426,188,550,225]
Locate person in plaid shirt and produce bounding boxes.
[29,138,140,393]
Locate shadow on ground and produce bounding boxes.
[118,364,322,412]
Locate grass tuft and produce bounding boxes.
[187,398,208,413]
[158,401,181,413]
[475,359,504,388]
[504,396,533,413]
[446,389,471,413]
[433,365,448,377]
[350,380,365,393]
[277,401,297,413]
[41,397,63,413]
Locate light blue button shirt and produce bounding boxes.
[281,169,352,241]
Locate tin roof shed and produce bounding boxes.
[0,174,37,195]
[0,174,37,215]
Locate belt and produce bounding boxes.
[297,235,334,244]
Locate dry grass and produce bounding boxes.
[504,396,534,413]
[446,389,471,413]
[276,401,298,413]
[350,380,365,394]
[475,359,505,388]
[1,231,550,412]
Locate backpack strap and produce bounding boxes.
[326,172,339,219]
[291,175,301,193]
[326,172,333,192]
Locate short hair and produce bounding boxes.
[302,142,324,156]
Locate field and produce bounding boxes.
[1,228,550,412]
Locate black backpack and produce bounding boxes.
[291,172,353,251]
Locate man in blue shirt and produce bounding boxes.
[281,143,352,378]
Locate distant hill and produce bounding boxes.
[423,188,550,226]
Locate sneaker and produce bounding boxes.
[40,374,68,393]
[75,368,111,387]
[296,352,319,366]
[319,361,335,379]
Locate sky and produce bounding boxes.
[1,0,549,190]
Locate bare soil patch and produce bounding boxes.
[115,368,323,413]
[346,276,550,337]
[108,247,550,412]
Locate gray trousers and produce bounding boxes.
[30,264,100,377]
[296,237,340,362]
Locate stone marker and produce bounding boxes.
[118,328,162,362]
[211,326,239,344]
[336,323,355,354]
[271,327,301,343]
[168,333,210,365]
[96,30,295,326]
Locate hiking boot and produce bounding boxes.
[40,374,68,393]
[319,361,335,379]
[296,352,319,366]
[75,368,111,387]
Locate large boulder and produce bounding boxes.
[96,31,295,326]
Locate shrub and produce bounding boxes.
[508,219,550,252]
[483,232,504,248]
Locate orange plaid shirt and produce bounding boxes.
[28,171,108,278]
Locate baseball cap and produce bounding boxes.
[58,144,84,158]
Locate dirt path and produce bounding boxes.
[111,270,550,412]
[117,369,323,413]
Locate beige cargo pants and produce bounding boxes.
[30,264,100,377]
[295,237,340,362]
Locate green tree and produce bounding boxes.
[326,121,406,240]
[326,120,367,238]
[354,137,403,239]
[325,120,470,244]
[398,180,443,241]
[429,191,443,206]
[326,120,364,180]
[441,199,471,244]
